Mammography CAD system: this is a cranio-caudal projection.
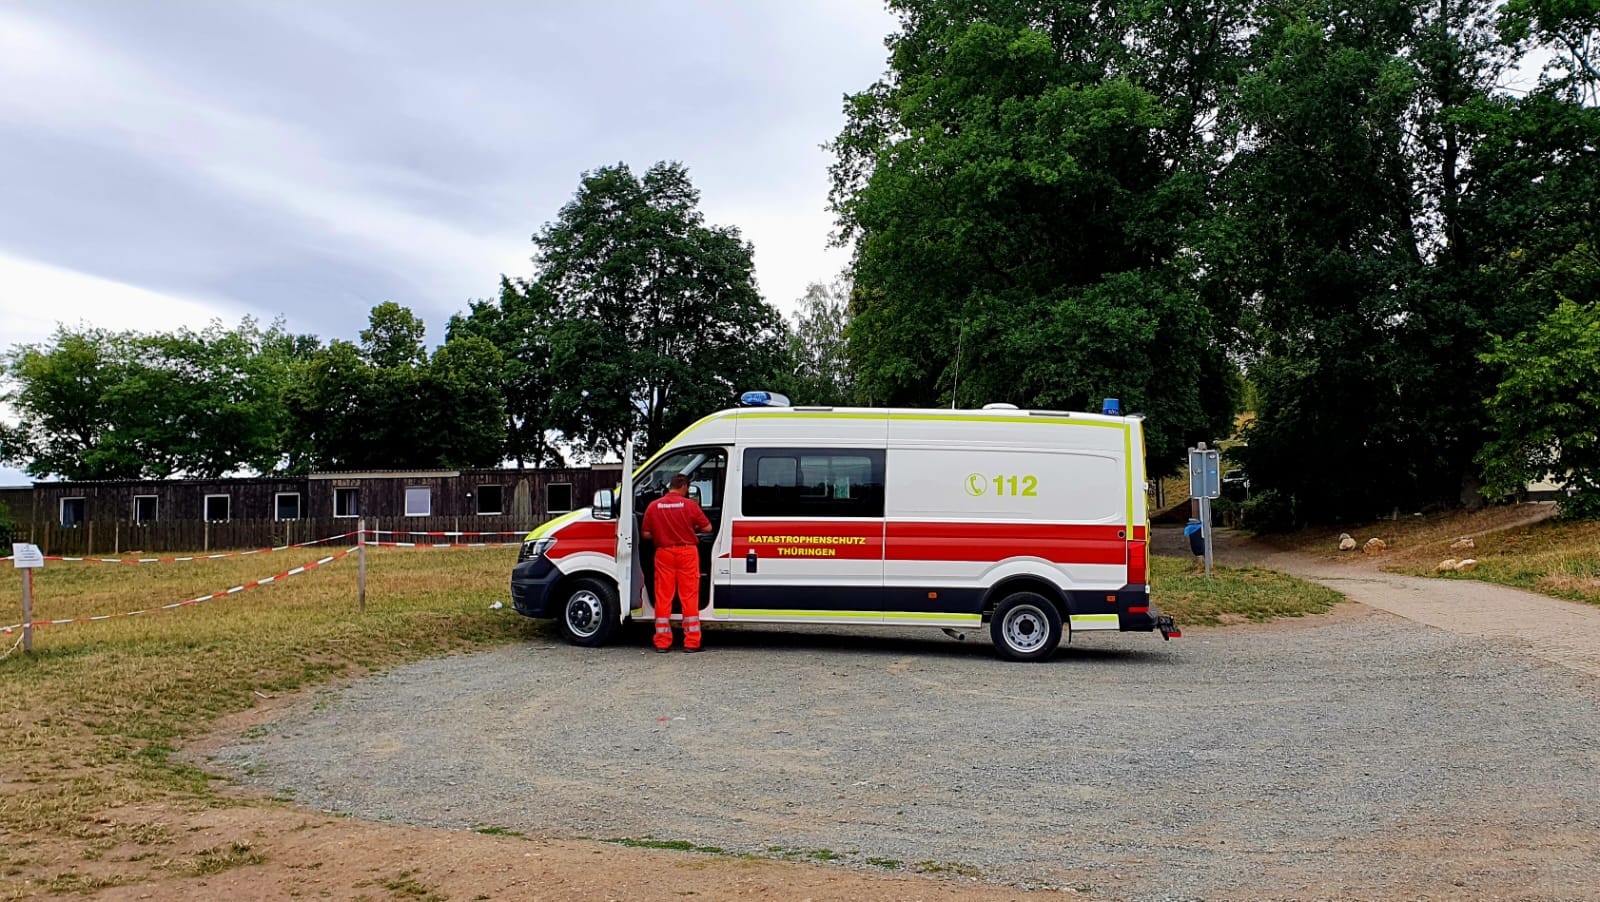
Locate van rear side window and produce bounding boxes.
[743,448,885,518]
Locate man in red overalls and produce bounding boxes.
[640,474,712,652]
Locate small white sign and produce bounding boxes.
[11,543,44,569]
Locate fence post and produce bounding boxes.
[357,517,367,613]
[21,568,34,654]
[87,521,94,557]
[114,522,120,556]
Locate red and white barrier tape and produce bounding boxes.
[0,547,355,634]
[364,540,520,548]
[1,531,360,565]
[368,529,526,538]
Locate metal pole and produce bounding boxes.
[357,517,367,613]
[21,568,34,654]
[1200,495,1214,578]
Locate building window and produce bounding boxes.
[405,486,431,517]
[334,487,359,518]
[133,495,158,524]
[476,485,503,515]
[275,493,301,521]
[742,448,886,518]
[61,497,86,527]
[204,494,231,522]
[546,483,573,514]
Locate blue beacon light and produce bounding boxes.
[1102,398,1121,416]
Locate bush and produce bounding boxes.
[1241,488,1300,533]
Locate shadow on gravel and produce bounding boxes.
[595,620,1176,665]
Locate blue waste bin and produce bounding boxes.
[1184,518,1205,557]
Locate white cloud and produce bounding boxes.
[0,253,240,346]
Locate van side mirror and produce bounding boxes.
[592,489,615,520]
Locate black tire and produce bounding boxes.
[989,591,1063,662]
[555,578,619,648]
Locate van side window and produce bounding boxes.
[742,448,885,518]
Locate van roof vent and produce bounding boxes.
[982,402,1019,410]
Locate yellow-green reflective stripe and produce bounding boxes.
[1069,614,1119,627]
[753,411,1127,429]
[717,609,981,624]
[719,609,881,619]
[1123,425,1135,527]
[883,611,980,623]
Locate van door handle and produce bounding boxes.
[745,551,758,573]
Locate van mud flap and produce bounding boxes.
[1157,615,1181,640]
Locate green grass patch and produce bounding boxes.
[0,546,540,893]
[472,825,528,839]
[865,857,903,869]
[915,860,981,877]
[1150,555,1342,625]
[603,837,726,855]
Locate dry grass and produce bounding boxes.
[1257,502,1599,606]
[1268,502,1559,557]
[0,544,540,895]
[1384,517,1600,606]
[1149,555,1343,626]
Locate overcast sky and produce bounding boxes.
[0,0,895,344]
[0,1,899,483]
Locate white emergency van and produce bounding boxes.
[510,396,1178,661]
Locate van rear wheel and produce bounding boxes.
[990,592,1063,662]
[556,578,619,647]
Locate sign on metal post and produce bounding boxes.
[1187,446,1219,577]
[1188,448,1222,499]
[13,543,43,654]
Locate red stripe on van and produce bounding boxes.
[731,520,883,560]
[885,522,1126,565]
[546,520,617,559]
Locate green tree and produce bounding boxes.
[3,320,312,480]
[360,301,428,369]
[1480,288,1600,518]
[778,277,857,406]
[285,305,507,471]
[1231,0,1600,524]
[529,161,785,456]
[829,1,1241,470]
[447,279,563,468]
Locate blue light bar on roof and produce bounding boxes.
[740,390,792,407]
[1102,398,1121,415]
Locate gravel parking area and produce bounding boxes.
[215,612,1600,900]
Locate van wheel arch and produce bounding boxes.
[982,577,1069,625]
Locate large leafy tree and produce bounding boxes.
[829,0,1242,470]
[1232,0,1600,523]
[1480,288,1600,519]
[526,161,785,457]
[284,304,506,471]
[447,279,563,468]
[2,319,311,480]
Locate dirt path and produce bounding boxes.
[1214,530,1600,679]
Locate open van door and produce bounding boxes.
[616,440,646,619]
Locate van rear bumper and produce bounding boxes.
[510,557,561,619]
[1114,585,1164,631]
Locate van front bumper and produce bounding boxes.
[510,556,561,619]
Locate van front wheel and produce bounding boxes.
[556,578,619,647]
[990,592,1063,662]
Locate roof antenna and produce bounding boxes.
[951,319,965,410]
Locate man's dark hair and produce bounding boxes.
[669,474,691,490]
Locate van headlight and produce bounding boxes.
[518,537,557,563]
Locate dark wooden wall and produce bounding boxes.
[6,467,623,554]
